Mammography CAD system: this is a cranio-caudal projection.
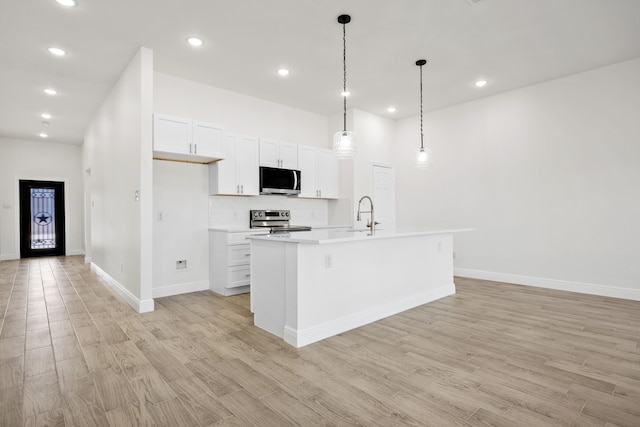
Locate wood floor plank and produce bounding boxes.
[56,357,91,392]
[23,408,65,427]
[124,363,176,405]
[82,342,119,373]
[22,371,62,418]
[91,367,138,412]
[219,389,295,427]
[105,401,154,427]
[0,385,23,426]
[169,375,233,425]
[569,383,640,427]
[61,377,109,427]
[23,346,55,378]
[0,355,23,390]
[146,396,200,426]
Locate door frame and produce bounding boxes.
[372,163,396,231]
[12,177,69,259]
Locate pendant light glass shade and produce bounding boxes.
[333,130,357,158]
[415,59,432,168]
[334,14,356,159]
[416,146,432,168]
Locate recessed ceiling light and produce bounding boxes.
[276,68,290,77]
[41,113,52,119]
[44,88,58,95]
[186,37,204,47]
[56,0,78,6]
[48,47,67,56]
[341,91,351,97]
[475,79,488,88]
[39,133,49,138]
[387,106,396,113]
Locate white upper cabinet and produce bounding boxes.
[297,145,318,198]
[153,113,224,163]
[316,148,339,199]
[192,120,224,159]
[210,134,259,196]
[297,147,338,199]
[259,138,298,169]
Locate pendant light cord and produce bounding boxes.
[419,62,424,150]
[342,21,347,133]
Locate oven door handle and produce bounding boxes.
[293,170,298,191]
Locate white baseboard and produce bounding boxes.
[152,280,209,298]
[0,254,19,261]
[283,283,455,348]
[211,285,250,296]
[84,256,91,264]
[90,263,155,313]
[454,268,640,301]
[66,249,85,256]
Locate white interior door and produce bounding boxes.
[373,164,395,230]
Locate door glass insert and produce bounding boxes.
[30,188,56,249]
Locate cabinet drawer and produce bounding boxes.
[228,244,251,266]
[228,265,251,288]
[227,233,250,245]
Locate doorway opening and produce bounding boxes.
[19,180,66,258]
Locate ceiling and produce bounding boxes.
[2,0,640,145]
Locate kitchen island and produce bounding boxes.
[248,227,472,347]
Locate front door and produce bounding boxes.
[19,180,66,258]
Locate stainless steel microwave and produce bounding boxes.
[259,167,301,195]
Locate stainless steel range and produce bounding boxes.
[250,210,312,233]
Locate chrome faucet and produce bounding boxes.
[356,195,379,232]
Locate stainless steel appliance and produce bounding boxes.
[259,167,301,195]
[250,210,312,233]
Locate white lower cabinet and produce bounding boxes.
[209,230,267,295]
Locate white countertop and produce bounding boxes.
[209,224,350,233]
[247,227,474,245]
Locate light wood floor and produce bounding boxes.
[1,256,639,426]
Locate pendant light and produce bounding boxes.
[415,59,432,168]
[333,14,357,159]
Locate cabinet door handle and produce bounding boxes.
[245,273,251,277]
[189,143,192,154]
[236,184,240,194]
[245,253,251,257]
[241,184,244,194]
[194,144,197,154]
[319,190,322,198]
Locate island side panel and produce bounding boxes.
[288,233,455,347]
[250,239,288,338]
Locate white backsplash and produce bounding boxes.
[209,195,329,228]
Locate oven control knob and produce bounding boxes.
[259,212,263,217]
[285,212,290,217]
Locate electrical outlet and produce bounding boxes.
[158,211,164,221]
[176,260,187,270]
[325,254,332,268]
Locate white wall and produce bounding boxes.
[154,72,329,148]
[0,137,84,260]
[83,47,154,312]
[152,160,209,297]
[395,58,640,299]
[327,109,397,229]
